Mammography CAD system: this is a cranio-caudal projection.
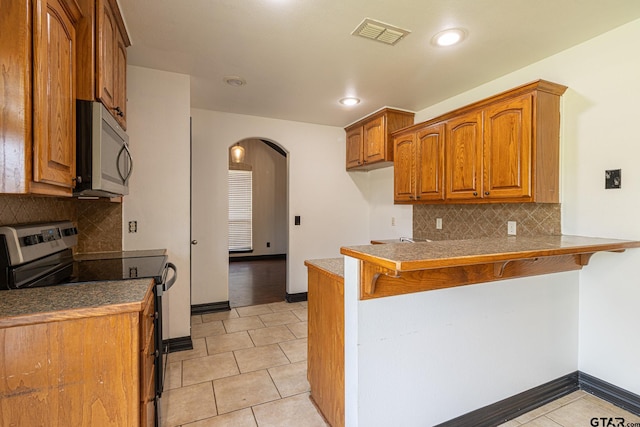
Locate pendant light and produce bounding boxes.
[230,143,245,163]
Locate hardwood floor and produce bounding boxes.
[229,258,286,308]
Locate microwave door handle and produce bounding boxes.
[116,144,134,184]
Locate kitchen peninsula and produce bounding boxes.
[306,235,640,427]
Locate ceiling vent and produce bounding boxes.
[351,18,410,46]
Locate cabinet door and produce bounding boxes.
[345,127,363,169]
[363,116,385,164]
[445,111,483,200]
[114,29,127,129]
[32,0,77,192]
[97,0,116,111]
[416,123,445,201]
[393,133,415,202]
[483,95,532,199]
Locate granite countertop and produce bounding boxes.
[340,235,640,272]
[0,279,154,328]
[304,258,344,279]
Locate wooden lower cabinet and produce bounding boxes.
[140,290,156,427]
[307,263,345,427]
[0,286,155,427]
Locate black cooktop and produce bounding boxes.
[72,255,168,284]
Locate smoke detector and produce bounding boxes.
[351,18,410,46]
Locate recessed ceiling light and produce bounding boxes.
[339,97,360,106]
[432,28,466,47]
[223,76,246,87]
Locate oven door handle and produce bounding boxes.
[163,262,177,292]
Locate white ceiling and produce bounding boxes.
[120,0,640,127]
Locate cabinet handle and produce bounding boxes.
[409,195,414,199]
[484,191,490,196]
[416,195,421,199]
[473,192,478,196]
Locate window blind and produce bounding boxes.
[228,169,253,251]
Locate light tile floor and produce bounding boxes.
[162,301,640,427]
[499,390,640,427]
[161,301,329,427]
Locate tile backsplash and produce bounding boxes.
[0,195,122,253]
[413,203,561,241]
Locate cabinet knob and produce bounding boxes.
[114,106,124,117]
[473,192,478,196]
[409,195,414,199]
[191,240,198,245]
[484,191,490,196]
[416,195,421,199]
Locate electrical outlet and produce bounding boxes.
[128,221,137,233]
[436,218,442,230]
[507,221,517,236]
[391,217,396,226]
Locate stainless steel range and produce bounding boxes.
[0,221,176,427]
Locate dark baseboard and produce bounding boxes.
[191,301,231,315]
[286,292,308,303]
[579,371,640,416]
[163,336,193,353]
[436,372,580,427]
[229,254,286,262]
[437,370,640,426]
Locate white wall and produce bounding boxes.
[366,167,412,240]
[123,66,191,340]
[344,257,579,426]
[190,109,371,303]
[405,19,640,394]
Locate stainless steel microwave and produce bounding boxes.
[75,100,132,197]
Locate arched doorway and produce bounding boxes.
[227,138,288,307]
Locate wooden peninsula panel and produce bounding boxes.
[305,259,344,427]
[340,235,640,300]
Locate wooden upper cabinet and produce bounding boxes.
[392,80,567,204]
[483,94,533,200]
[97,0,116,110]
[345,127,363,169]
[416,123,445,201]
[393,132,415,202]
[445,110,483,200]
[345,108,414,171]
[362,116,385,164]
[32,0,80,192]
[77,0,130,129]
[0,0,81,196]
[115,29,128,126]
[393,122,445,203]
